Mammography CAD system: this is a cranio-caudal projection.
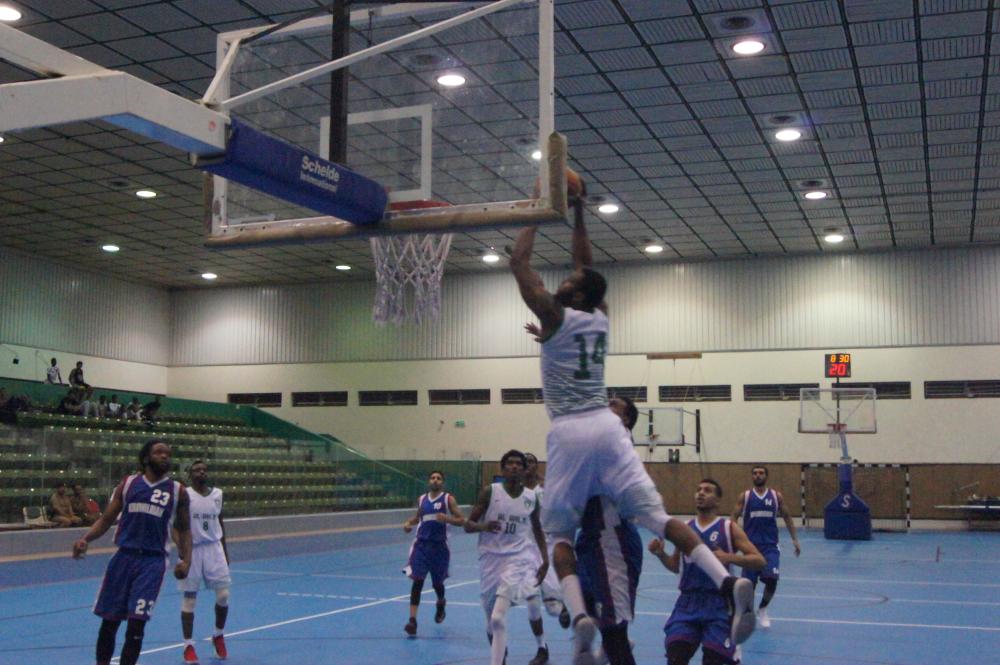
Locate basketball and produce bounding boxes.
[533,167,585,199]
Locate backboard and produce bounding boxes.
[202,0,562,246]
[798,387,877,434]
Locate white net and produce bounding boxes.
[370,233,452,326]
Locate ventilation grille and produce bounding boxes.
[925,380,1000,399]
[743,383,819,402]
[659,385,731,402]
[429,389,491,405]
[839,382,911,400]
[227,392,281,408]
[359,390,419,406]
[291,391,348,407]
[501,388,545,404]
[607,386,648,402]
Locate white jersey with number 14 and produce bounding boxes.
[541,307,609,420]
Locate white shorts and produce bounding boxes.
[542,407,669,537]
[178,541,231,593]
[480,549,540,614]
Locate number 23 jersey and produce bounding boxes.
[478,483,537,557]
[114,474,181,554]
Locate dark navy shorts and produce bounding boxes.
[742,544,779,584]
[93,549,167,621]
[664,591,737,663]
[405,539,450,584]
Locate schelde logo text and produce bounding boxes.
[301,155,341,183]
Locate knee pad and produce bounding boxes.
[215,586,230,608]
[489,610,507,635]
[181,593,197,613]
[702,647,737,665]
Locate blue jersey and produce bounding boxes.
[742,488,780,548]
[678,517,733,594]
[114,474,181,554]
[415,491,451,542]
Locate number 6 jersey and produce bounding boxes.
[541,307,609,420]
[114,473,182,554]
[478,483,537,557]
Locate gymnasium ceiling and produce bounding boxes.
[2,0,1000,288]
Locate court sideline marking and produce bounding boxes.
[115,578,479,661]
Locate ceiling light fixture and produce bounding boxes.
[732,39,765,55]
[135,189,157,199]
[201,272,217,280]
[334,264,351,271]
[0,135,5,144]
[531,150,542,161]
[101,244,120,253]
[482,250,500,264]
[436,73,466,87]
[644,244,664,254]
[824,232,844,244]
[774,129,802,142]
[0,5,21,21]
[803,191,827,200]
[598,203,619,214]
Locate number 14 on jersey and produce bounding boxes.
[573,332,606,380]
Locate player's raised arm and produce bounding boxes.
[570,199,593,270]
[509,225,562,335]
[173,487,192,579]
[72,481,125,558]
[776,490,801,556]
[722,522,766,571]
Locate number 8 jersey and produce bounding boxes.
[541,307,609,420]
[114,473,181,554]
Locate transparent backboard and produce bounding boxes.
[798,387,877,434]
[633,407,685,447]
[207,0,556,241]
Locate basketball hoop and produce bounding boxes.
[370,201,453,326]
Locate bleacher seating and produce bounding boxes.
[1,404,411,524]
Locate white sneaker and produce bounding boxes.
[571,615,597,665]
[758,607,771,628]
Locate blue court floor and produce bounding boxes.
[1,527,997,664]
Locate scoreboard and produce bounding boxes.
[825,353,851,378]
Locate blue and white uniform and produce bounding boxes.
[741,488,780,583]
[178,487,230,592]
[575,496,642,629]
[404,491,452,584]
[664,517,740,663]
[94,474,181,621]
[541,308,667,537]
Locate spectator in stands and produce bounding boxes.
[143,396,162,425]
[68,361,89,389]
[97,394,109,418]
[50,482,82,527]
[71,484,101,525]
[81,388,98,418]
[59,388,84,416]
[46,357,63,384]
[107,394,123,419]
[126,397,142,420]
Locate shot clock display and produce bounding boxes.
[825,353,851,378]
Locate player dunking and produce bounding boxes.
[651,479,765,665]
[72,440,192,665]
[510,203,755,664]
[731,465,801,628]
[174,460,231,663]
[466,450,550,665]
[402,470,465,636]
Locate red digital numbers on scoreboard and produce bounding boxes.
[824,353,851,378]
